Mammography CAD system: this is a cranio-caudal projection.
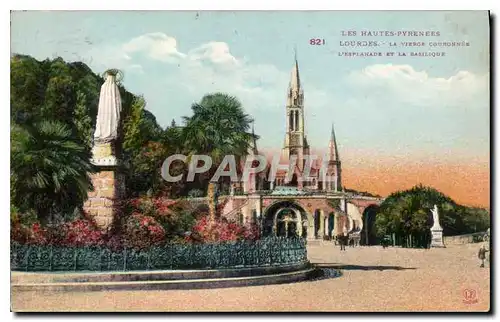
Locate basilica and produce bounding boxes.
[222,56,382,243]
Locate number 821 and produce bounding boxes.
[309,38,326,45]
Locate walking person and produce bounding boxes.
[342,232,349,251]
[478,244,489,268]
[338,233,345,251]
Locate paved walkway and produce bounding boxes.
[11,243,490,312]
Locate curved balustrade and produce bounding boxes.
[10,237,308,272]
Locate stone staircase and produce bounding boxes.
[11,263,315,292]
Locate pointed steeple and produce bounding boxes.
[329,123,340,161]
[289,49,301,92]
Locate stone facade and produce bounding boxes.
[221,194,382,240]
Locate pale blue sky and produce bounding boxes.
[11,11,490,162]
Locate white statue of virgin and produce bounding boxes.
[93,69,123,144]
[430,204,442,230]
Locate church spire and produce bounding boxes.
[329,123,340,161]
[324,123,342,192]
[289,48,301,92]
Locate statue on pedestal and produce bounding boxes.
[94,69,122,144]
[429,204,445,248]
[92,69,123,166]
[430,204,442,230]
[83,68,125,230]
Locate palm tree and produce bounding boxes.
[182,93,254,182]
[182,93,254,162]
[182,93,254,222]
[11,120,95,224]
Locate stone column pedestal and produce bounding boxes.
[83,142,125,230]
[430,227,445,248]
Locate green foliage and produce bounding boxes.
[123,95,147,152]
[73,90,94,148]
[11,120,95,223]
[182,93,253,165]
[126,142,171,197]
[11,55,101,148]
[375,184,490,238]
[181,93,254,193]
[121,96,168,196]
[122,95,163,152]
[10,55,46,123]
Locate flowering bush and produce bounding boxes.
[125,197,202,239]
[11,222,34,244]
[11,219,104,246]
[123,213,166,249]
[125,197,177,217]
[190,216,260,243]
[60,219,104,247]
[10,198,258,248]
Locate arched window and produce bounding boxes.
[294,111,299,131]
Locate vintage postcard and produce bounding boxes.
[10,10,490,312]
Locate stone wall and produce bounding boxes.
[444,232,488,245]
[84,169,124,230]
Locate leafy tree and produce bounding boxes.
[126,142,171,197]
[73,90,94,148]
[10,55,46,124]
[181,93,254,192]
[72,73,100,149]
[123,95,147,152]
[375,184,490,239]
[121,96,167,196]
[11,121,95,224]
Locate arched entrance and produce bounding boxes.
[275,208,300,238]
[262,200,309,238]
[361,205,380,245]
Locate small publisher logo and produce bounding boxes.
[463,289,478,304]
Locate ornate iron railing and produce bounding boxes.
[10,237,307,272]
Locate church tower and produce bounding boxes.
[324,123,342,191]
[282,54,309,170]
